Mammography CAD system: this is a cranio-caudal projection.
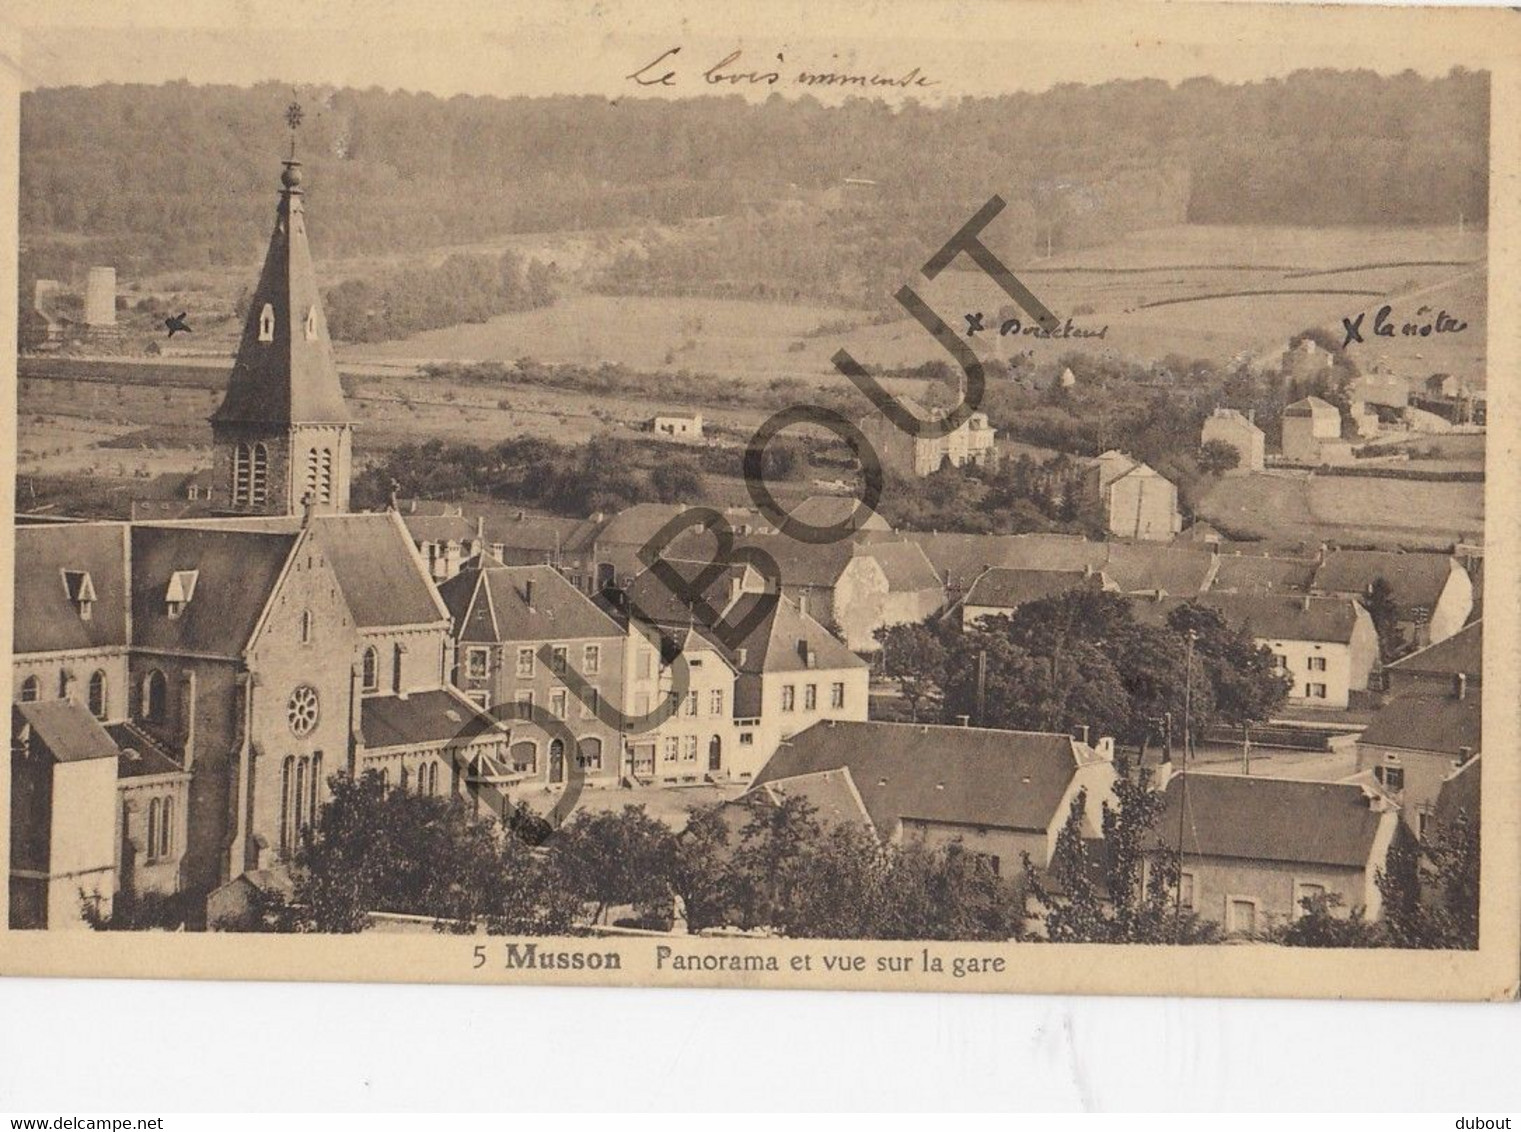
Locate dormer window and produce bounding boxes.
[259,303,275,342]
[165,570,199,618]
[304,306,318,341]
[61,569,96,621]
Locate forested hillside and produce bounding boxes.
[20,69,1488,303]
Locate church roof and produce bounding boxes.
[211,160,352,427]
[13,522,130,656]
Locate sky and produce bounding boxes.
[7,0,1509,104]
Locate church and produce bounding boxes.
[10,154,512,929]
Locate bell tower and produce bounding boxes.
[211,101,353,517]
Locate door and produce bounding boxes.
[708,735,722,772]
[548,739,565,785]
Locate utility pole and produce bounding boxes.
[974,648,987,727]
[1242,723,1252,776]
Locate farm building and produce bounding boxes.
[1280,396,1345,464]
[1311,549,1474,649]
[648,412,704,440]
[856,397,997,477]
[1083,451,1182,542]
[1201,408,1265,471]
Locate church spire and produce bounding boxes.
[210,116,354,516]
[211,139,351,428]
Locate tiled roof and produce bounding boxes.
[1210,553,1319,594]
[108,721,185,779]
[130,525,298,658]
[720,593,866,675]
[1284,395,1338,416]
[359,688,501,751]
[1434,756,1481,828]
[1100,544,1214,595]
[755,719,1089,835]
[964,567,1101,613]
[14,701,121,764]
[309,513,447,628]
[749,767,874,829]
[1152,774,1385,869]
[1358,690,1481,756]
[1313,550,1458,610]
[14,522,130,656]
[863,539,942,592]
[1128,592,1361,644]
[1386,619,1482,678]
[786,495,889,533]
[442,561,624,644]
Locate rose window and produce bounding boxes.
[287,684,320,737]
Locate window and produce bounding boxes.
[251,444,269,506]
[19,674,39,703]
[634,692,651,717]
[316,448,334,504]
[510,740,537,774]
[1417,811,1433,840]
[361,647,379,692]
[1293,882,1326,920]
[1374,762,1405,791]
[514,690,534,715]
[142,670,168,723]
[804,684,817,711]
[710,689,724,716]
[637,649,654,679]
[739,732,754,746]
[1306,683,1328,699]
[516,647,535,678]
[663,737,680,762]
[685,691,698,717]
[299,609,314,644]
[160,797,174,858]
[830,682,845,710]
[287,684,320,737]
[548,739,565,784]
[580,688,599,719]
[577,736,603,772]
[233,443,251,504]
[683,735,699,762]
[466,647,490,680]
[1178,872,1196,910]
[280,756,294,854]
[304,449,320,505]
[583,644,601,675]
[258,303,275,341]
[781,685,795,712]
[551,646,568,674]
[1271,653,1287,671]
[310,753,323,824]
[1228,897,1258,936]
[293,759,306,842]
[426,762,439,797]
[551,689,568,719]
[87,670,107,720]
[146,798,161,861]
[393,644,405,694]
[1307,655,1327,671]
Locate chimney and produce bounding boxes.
[1075,724,1090,745]
[729,572,745,607]
[1454,672,1468,701]
[1247,407,1256,425]
[1457,745,1474,765]
[475,515,485,542]
[956,714,971,727]
[524,579,535,609]
[1301,594,1311,612]
[1094,736,1115,762]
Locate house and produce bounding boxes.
[440,560,630,787]
[1201,408,1265,471]
[960,566,1113,627]
[1280,396,1344,464]
[625,625,741,784]
[618,565,870,777]
[856,396,997,477]
[753,719,1117,878]
[1129,592,1378,709]
[1355,670,1480,838]
[9,702,126,928]
[1083,451,1182,541]
[664,528,944,653]
[1350,372,1409,410]
[1382,619,1481,697]
[1147,771,1401,935]
[648,412,704,440]
[1312,549,1473,648]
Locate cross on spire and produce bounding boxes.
[285,90,304,159]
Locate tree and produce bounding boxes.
[1166,603,1291,728]
[1378,809,1480,949]
[551,805,677,925]
[1023,758,1221,944]
[1197,438,1241,475]
[1364,576,1403,662]
[670,804,739,932]
[1276,892,1382,948]
[874,619,949,721]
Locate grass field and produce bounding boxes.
[346,223,1487,394]
[1197,470,1484,549]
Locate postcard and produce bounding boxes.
[2,0,1517,1000]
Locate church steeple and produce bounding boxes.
[211,117,354,517]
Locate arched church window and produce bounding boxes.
[142,670,168,723]
[251,444,269,506]
[233,443,251,505]
[361,647,379,692]
[259,303,275,342]
[19,675,39,703]
[317,448,334,503]
[88,670,108,720]
[304,448,320,504]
